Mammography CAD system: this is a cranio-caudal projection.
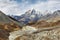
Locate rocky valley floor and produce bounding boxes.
[9,26,60,40]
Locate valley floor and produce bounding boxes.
[9,26,60,40]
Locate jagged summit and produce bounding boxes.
[25,9,37,15]
[31,9,36,14]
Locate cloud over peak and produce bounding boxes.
[0,0,60,15]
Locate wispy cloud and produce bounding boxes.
[0,0,60,15]
[0,0,21,15]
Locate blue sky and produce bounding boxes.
[14,0,47,4]
[0,0,60,15]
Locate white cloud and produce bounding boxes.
[0,0,60,15]
[0,0,22,15]
[27,0,60,13]
[18,0,60,14]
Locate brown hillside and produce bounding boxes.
[28,20,60,29]
[0,23,22,40]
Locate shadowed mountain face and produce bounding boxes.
[0,11,23,40]
[0,11,12,23]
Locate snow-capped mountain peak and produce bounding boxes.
[18,9,43,24]
[25,9,37,15]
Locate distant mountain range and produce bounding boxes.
[11,9,60,25]
[11,9,43,24]
[39,10,60,22]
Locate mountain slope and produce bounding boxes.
[0,11,24,40]
[0,11,25,27]
[0,11,12,23]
